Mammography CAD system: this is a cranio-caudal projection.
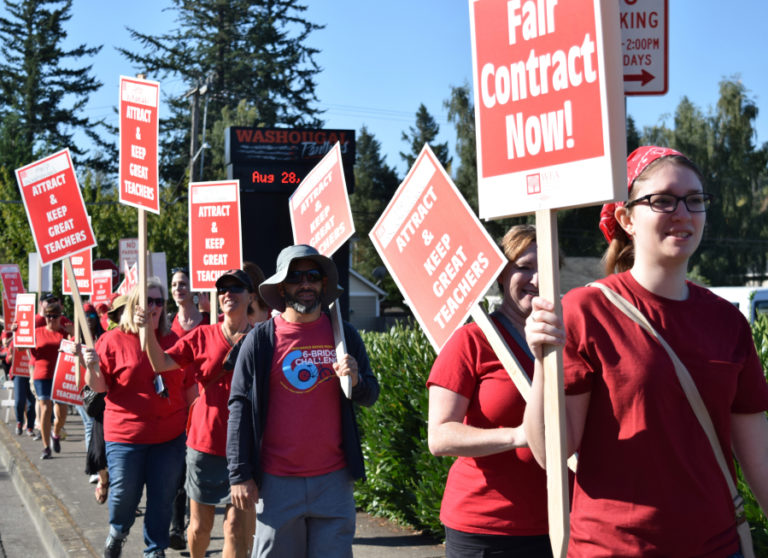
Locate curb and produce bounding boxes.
[0,422,99,557]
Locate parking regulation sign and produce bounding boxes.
[621,0,668,95]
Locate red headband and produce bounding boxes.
[599,146,687,243]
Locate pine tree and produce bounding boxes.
[0,0,106,174]
[399,103,451,171]
[350,126,400,305]
[117,0,324,188]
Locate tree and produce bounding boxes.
[117,0,324,189]
[350,126,400,306]
[444,84,477,213]
[0,0,108,174]
[400,104,451,171]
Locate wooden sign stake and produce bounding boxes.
[535,209,569,558]
[63,257,94,389]
[138,209,148,349]
[329,301,351,399]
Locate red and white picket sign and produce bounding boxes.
[370,145,507,352]
[289,142,354,256]
[90,270,114,307]
[469,0,625,219]
[15,149,97,265]
[188,181,243,291]
[13,293,37,348]
[52,339,84,406]
[11,348,31,378]
[119,76,160,213]
[116,262,138,296]
[0,264,25,325]
[62,248,93,296]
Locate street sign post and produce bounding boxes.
[621,0,668,96]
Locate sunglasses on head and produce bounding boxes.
[147,297,164,307]
[284,269,324,284]
[217,284,247,295]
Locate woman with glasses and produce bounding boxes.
[30,300,72,460]
[141,268,259,558]
[524,147,768,556]
[82,279,187,558]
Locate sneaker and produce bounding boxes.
[16,422,22,436]
[59,427,67,440]
[52,435,61,453]
[32,430,42,441]
[40,447,52,460]
[144,551,165,558]
[89,474,100,484]
[25,429,34,437]
[104,534,126,558]
[168,530,185,550]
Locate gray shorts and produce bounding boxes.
[185,447,231,506]
[254,468,355,558]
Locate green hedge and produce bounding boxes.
[355,320,451,537]
[356,317,768,548]
[744,314,768,555]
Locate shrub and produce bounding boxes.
[355,320,452,537]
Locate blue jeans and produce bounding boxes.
[75,405,93,452]
[13,376,36,427]
[105,434,185,554]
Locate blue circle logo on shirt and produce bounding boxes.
[282,349,319,390]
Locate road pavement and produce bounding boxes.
[0,406,445,557]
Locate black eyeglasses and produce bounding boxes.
[217,284,247,295]
[625,192,713,213]
[284,269,324,284]
[44,313,62,320]
[147,297,165,307]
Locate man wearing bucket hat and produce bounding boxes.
[226,244,379,558]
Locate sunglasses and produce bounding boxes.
[44,313,62,320]
[147,297,165,307]
[86,313,99,319]
[217,284,247,295]
[284,269,324,284]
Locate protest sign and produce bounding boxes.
[52,339,84,406]
[27,253,52,293]
[289,142,354,256]
[469,0,625,219]
[370,145,507,351]
[119,76,160,213]
[188,181,242,291]
[0,264,24,325]
[288,143,355,397]
[15,149,97,265]
[90,270,114,308]
[10,348,31,378]
[116,262,138,296]
[63,248,93,296]
[13,293,37,348]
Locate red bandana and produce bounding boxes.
[599,146,687,243]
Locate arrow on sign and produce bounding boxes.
[623,69,654,86]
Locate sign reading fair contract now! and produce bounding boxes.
[370,145,507,351]
[189,181,242,291]
[119,76,160,213]
[469,0,625,219]
[15,149,97,265]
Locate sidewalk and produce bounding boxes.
[0,410,445,557]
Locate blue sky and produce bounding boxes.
[23,1,768,177]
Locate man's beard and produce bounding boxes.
[284,288,322,314]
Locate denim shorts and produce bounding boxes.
[185,447,231,506]
[33,379,53,400]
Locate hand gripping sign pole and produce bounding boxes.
[288,142,356,398]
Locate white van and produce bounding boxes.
[707,286,768,324]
